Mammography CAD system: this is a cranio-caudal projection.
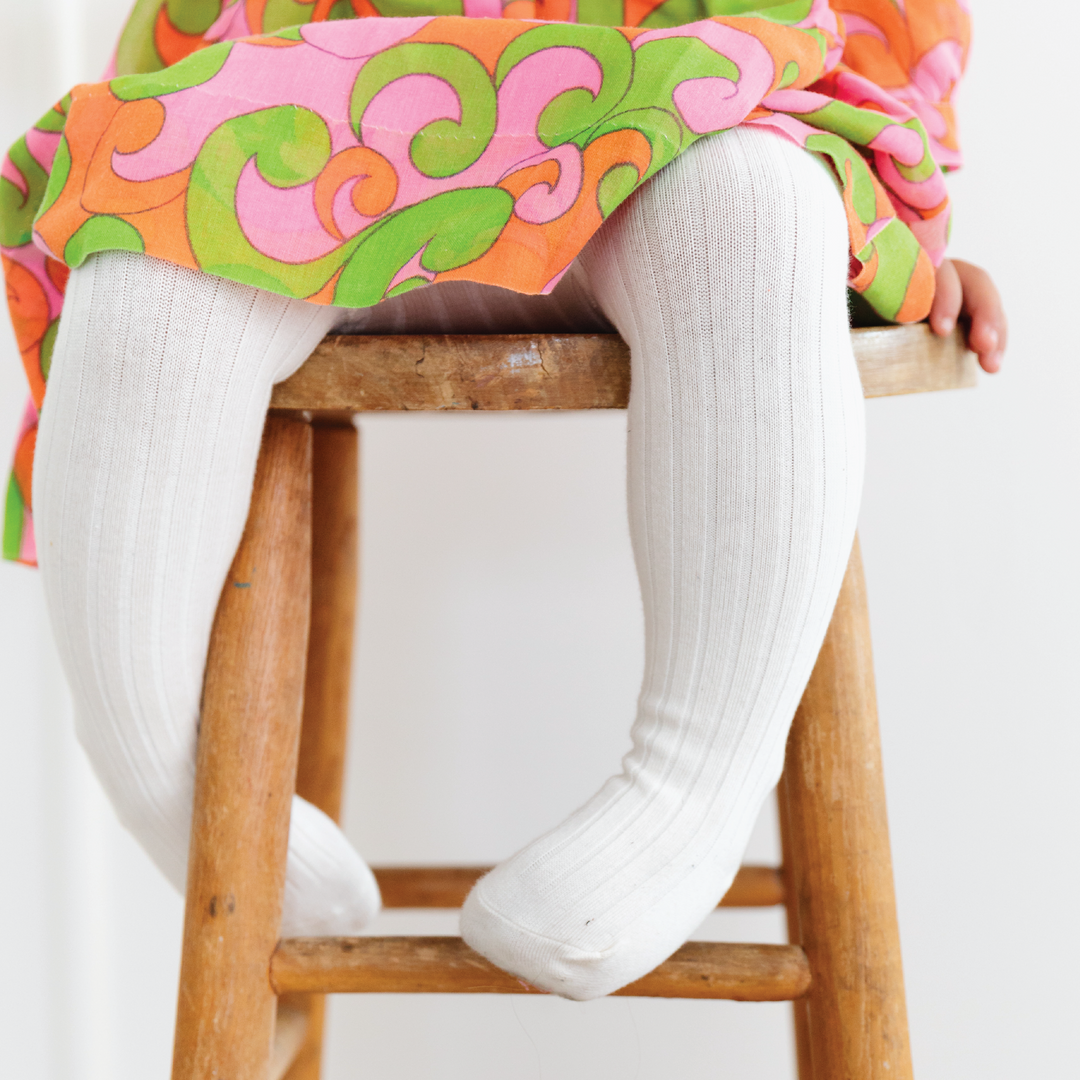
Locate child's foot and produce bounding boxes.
[460,765,767,999]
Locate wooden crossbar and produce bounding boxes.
[270,937,811,1002]
[372,864,784,909]
[270,324,976,418]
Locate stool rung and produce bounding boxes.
[271,937,810,1001]
[372,864,784,909]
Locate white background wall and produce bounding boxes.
[1,1,1076,1076]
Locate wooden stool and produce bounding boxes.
[170,325,977,1080]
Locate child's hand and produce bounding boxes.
[929,258,1007,373]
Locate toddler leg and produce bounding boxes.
[461,125,866,999]
[33,251,379,935]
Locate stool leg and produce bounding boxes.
[280,424,360,1080]
[779,536,913,1080]
[172,417,313,1080]
[778,787,814,1080]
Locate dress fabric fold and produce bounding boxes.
[1,0,969,565]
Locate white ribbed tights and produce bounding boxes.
[33,125,864,994]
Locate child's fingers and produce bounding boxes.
[953,259,1008,374]
[930,258,963,335]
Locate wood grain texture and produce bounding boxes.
[852,324,978,398]
[371,864,784,909]
[779,537,913,1080]
[281,425,360,1080]
[271,937,811,1002]
[271,333,629,415]
[779,764,815,1080]
[293,425,359,825]
[269,324,975,415]
[171,418,313,1080]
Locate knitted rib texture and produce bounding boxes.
[461,126,865,998]
[33,250,379,936]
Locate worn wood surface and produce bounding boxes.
[269,324,974,416]
[172,418,313,1080]
[271,937,810,1002]
[779,538,913,1080]
[779,766,815,1080]
[293,425,359,825]
[853,323,978,398]
[371,864,783,909]
[280,425,360,1080]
